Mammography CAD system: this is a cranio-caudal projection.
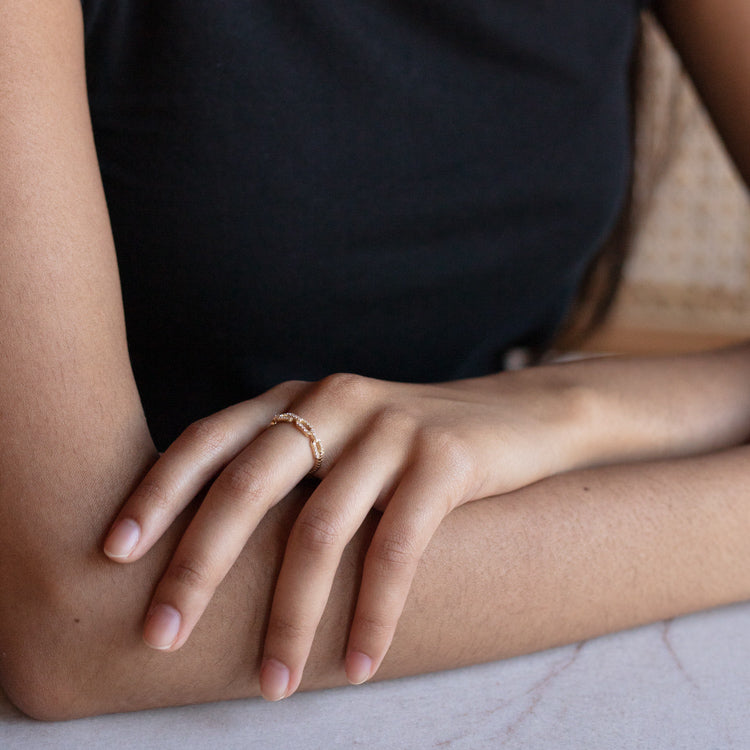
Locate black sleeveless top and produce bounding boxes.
[81,1,649,447]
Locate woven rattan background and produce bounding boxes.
[588,15,750,352]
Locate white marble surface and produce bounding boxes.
[2,602,748,749]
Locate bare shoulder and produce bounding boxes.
[653,0,750,184]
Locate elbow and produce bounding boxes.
[2,659,75,723]
[0,514,268,720]
[0,575,102,722]
[0,528,160,722]
[0,472,288,720]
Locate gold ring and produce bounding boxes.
[269,412,325,474]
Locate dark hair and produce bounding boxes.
[553,13,680,352]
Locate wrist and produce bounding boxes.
[520,364,606,473]
[473,365,605,479]
[531,344,750,471]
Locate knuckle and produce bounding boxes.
[317,372,373,405]
[216,458,269,503]
[268,379,309,401]
[371,531,418,572]
[180,416,228,458]
[353,610,394,640]
[166,556,213,591]
[267,612,311,644]
[133,479,172,515]
[294,508,344,554]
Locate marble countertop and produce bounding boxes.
[2,602,748,749]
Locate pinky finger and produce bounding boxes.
[344,470,454,685]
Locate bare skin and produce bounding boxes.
[1,0,750,721]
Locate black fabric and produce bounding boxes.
[81,0,647,448]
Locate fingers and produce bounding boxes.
[259,436,402,701]
[141,423,317,651]
[261,448,458,700]
[103,383,302,562]
[344,463,456,686]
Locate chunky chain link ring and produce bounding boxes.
[268,412,325,474]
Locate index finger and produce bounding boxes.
[103,384,302,562]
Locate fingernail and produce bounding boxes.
[346,652,373,685]
[260,658,290,701]
[104,518,141,560]
[143,604,181,650]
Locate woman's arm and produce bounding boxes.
[655,0,750,186]
[7,436,750,720]
[0,0,159,712]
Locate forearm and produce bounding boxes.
[512,344,750,469]
[5,441,750,719]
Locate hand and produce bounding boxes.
[103,369,591,700]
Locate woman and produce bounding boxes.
[2,0,750,718]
